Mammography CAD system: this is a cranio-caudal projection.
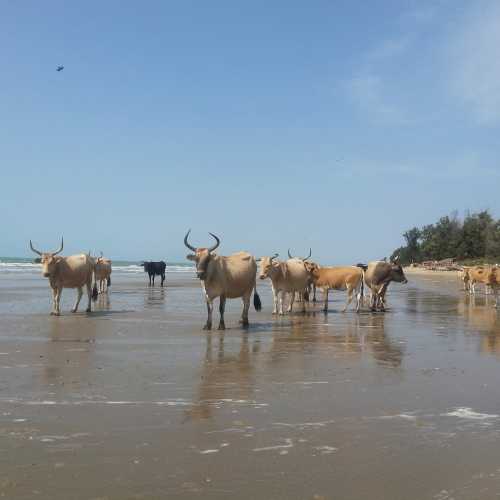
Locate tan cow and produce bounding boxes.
[304,262,364,313]
[466,266,495,295]
[94,254,112,294]
[184,230,261,330]
[258,254,311,314]
[467,266,499,306]
[30,238,98,315]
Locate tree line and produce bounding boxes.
[391,210,500,265]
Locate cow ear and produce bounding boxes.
[186,254,196,261]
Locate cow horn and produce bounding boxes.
[288,249,293,259]
[208,233,220,252]
[29,240,42,256]
[270,253,279,262]
[183,229,197,252]
[302,248,312,261]
[52,237,64,256]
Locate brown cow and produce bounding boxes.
[362,260,407,312]
[304,262,364,313]
[466,266,495,295]
[467,266,499,307]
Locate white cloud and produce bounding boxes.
[447,1,500,124]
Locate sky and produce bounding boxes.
[2,0,500,263]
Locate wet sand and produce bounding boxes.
[1,272,500,499]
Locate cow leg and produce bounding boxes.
[343,286,354,312]
[54,287,62,316]
[313,284,317,302]
[218,296,226,330]
[301,291,306,313]
[161,273,165,287]
[278,291,285,315]
[287,291,295,313]
[241,291,251,327]
[378,284,388,311]
[85,281,93,312]
[355,284,362,313]
[71,287,83,313]
[204,296,213,330]
[271,286,278,314]
[50,287,59,315]
[323,288,328,312]
[370,290,377,311]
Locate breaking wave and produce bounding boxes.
[0,259,194,275]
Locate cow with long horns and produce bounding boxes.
[258,250,311,314]
[184,230,261,330]
[30,238,98,315]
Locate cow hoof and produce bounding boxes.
[239,320,249,328]
[218,324,226,331]
[203,324,212,331]
[71,309,77,313]
[86,308,91,313]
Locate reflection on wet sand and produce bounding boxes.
[42,317,98,387]
[457,294,500,356]
[268,311,404,368]
[145,286,165,309]
[184,333,260,421]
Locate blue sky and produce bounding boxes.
[2,0,499,262]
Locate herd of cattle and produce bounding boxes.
[28,232,498,329]
[29,232,408,329]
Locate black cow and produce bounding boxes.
[143,261,166,287]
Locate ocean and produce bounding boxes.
[0,257,194,275]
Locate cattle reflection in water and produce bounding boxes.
[269,314,403,368]
[184,333,261,421]
[458,295,500,356]
[145,286,166,310]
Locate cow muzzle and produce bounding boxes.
[259,274,266,280]
[43,272,50,278]
[197,272,206,280]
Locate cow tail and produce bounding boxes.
[253,285,262,311]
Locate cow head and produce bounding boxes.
[304,261,320,280]
[184,230,220,280]
[389,261,408,284]
[29,238,64,278]
[258,254,279,279]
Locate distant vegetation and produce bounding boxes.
[391,210,500,266]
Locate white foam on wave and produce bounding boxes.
[0,260,195,275]
[442,407,499,420]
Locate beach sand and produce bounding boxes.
[1,270,500,499]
